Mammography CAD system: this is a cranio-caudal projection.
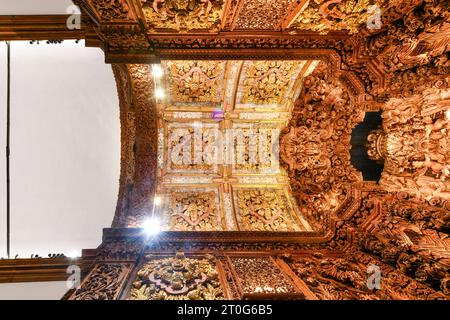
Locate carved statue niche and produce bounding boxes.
[375,87,450,202]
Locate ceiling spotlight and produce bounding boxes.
[152,64,163,78]
[155,88,165,100]
[142,217,161,236]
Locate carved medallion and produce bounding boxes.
[165,190,223,231]
[165,61,225,104]
[130,252,224,300]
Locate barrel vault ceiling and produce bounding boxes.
[156,60,319,232]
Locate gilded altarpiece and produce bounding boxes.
[373,87,450,202]
[22,0,449,301]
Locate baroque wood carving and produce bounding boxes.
[130,252,224,300]
[55,0,450,301]
[112,64,158,227]
[374,87,450,202]
[142,0,225,32]
[280,62,364,231]
[66,263,131,300]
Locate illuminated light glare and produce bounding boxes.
[152,64,163,78]
[155,88,165,99]
[67,250,80,258]
[142,217,161,236]
[154,195,162,206]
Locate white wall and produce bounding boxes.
[0,0,74,15]
[0,40,120,258]
[0,42,6,258]
[0,281,68,300]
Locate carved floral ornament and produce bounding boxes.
[165,190,222,231]
[141,0,225,32]
[290,0,384,34]
[280,62,364,231]
[130,252,224,300]
[83,0,134,21]
[164,60,225,104]
[240,61,303,106]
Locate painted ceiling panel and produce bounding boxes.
[155,59,318,232]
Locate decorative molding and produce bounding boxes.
[0,257,90,284]
[0,15,85,41]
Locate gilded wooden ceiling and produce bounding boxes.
[38,0,449,300]
[155,60,319,232]
[79,0,388,33]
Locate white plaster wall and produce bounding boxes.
[0,42,6,258]
[0,281,68,300]
[0,0,75,15]
[2,40,120,258]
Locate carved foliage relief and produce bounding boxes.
[286,252,449,300]
[233,0,300,31]
[163,189,223,231]
[287,253,386,300]
[234,188,304,231]
[126,64,158,227]
[290,0,380,34]
[365,0,450,73]
[280,63,364,231]
[166,122,220,174]
[69,264,130,300]
[130,252,224,300]
[238,60,306,107]
[142,0,225,32]
[86,0,134,21]
[164,61,225,105]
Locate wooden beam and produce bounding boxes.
[0,15,85,41]
[0,251,95,283]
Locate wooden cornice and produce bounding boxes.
[0,251,96,283]
[0,15,86,41]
